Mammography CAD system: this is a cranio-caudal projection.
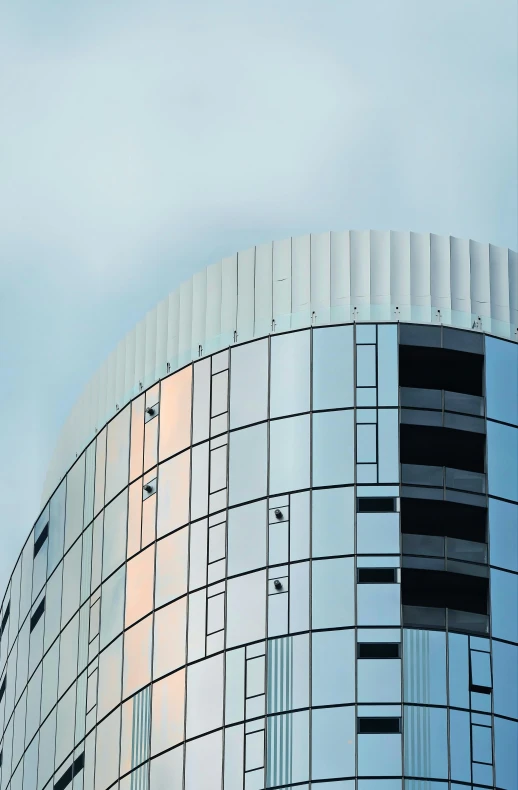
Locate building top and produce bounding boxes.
[42,229,518,504]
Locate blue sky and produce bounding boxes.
[0,0,516,589]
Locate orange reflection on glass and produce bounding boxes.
[94,427,107,517]
[143,417,158,473]
[142,494,156,549]
[129,395,145,482]
[123,614,152,699]
[151,669,185,755]
[155,527,188,608]
[153,598,187,679]
[156,449,190,538]
[127,481,142,559]
[125,545,155,628]
[159,366,192,462]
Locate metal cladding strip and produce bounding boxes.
[42,230,518,505]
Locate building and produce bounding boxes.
[1,230,517,790]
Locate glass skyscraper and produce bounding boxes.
[1,230,517,790]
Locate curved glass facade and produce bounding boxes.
[1,323,517,790]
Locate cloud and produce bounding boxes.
[0,0,516,586]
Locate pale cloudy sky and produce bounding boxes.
[0,0,516,588]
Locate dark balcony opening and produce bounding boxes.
[401,567,488,615]
[357,642,400,659]
[358,717,401,734]
[399,344,483,396]
[357,568,397,584]
[357,497,397,513]
[400,497,487,543]
[400,423,485,473]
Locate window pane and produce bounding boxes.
[377,325,398,407]
[448,632,469,709]
[403,630,446,706]
[270,331,310,418]
[357,424,377,464]
[156,449,190,538]
[153,598,187,679]
[489,497,518,572]
[159,366,192,461]
[357,583,401,626]
[491,568,518,643]
[129,394,145,482]
[226,570,266,648]
[192,357,211,444]
[267,634,309,713]
[311,706,355,780]
[487,421,518,502]
[186,654,224,738]
[378,408,399,483]
[358,659,401,703]
[94,708,121,790]
[230,339,269,429]
[356,345,376,387]
[151,670,185,755]
[266,710,309,786]
[493,639,518,720]
[313,411,354,487]
[123,615,152,698]
[65,455,86,552]
[312,557,354,629]
[102,490,127,580]
[357,512,399,555]
[150,745,184,790]
[486,336,518,426]
[228,423,268,506]
[312,629,355,706]
[48,479,66,576]
[312,487,354,557]
[494,716,518,790]
[449,709,471,782]
[100,565,125,649]
[97,635,123,719]
[358,733,402,777]
[269,415,310,495]
[155,527,188,607]
[61,538,81,627]
[105,405,130,504]
[228,500,266,576]
[313,326,354,410]
[404,705,447,779]
[184,730,222,790]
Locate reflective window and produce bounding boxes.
[40,641,59,721]
[94,427,107,518]
[102,490,127,580]
[43,564,63,652]
[357,423,376,464]
[230,339,269,429]
[123,615,152,698]
[143,415,158,473]
[105,406,130,504]
[94,707,121,790]
[190,441,209,522]
[189,519,207,590]
[358,659,401,703]
[491,568,518,643]
[150,745,184,790]
[489,497,518,572]
[58,612,79,696]
[269,415,310,495]
[312,410,354,487]
[97,635,123,720]
[358,733,402,777]
[228,423,268,506]
[357,582,401,626]
[129,394,145,482]
[377,325,398,407]
[155,527,188,607]
[55,683,75,768]
[226,570,266,648]
[184,730,222,790]
[186,654,224,739]
[487,420,518,502]
[48,480,66,576]
[313,326,354,410]
[312,629,355,706]
[159,365,192,461]
[61,538,81,627]
[100,565,125,649]
[267,634,309,713]
[404,705,448,779]
[266,709,309,786]
[270,330,311,419]
[156,449,190,538]
[493,639,518,720]
[64,455,85,552]
[311,706,355,780]
[448,631,469,709]
[151,669,185,755]
[312,557,354,629]
[356,345,376,387]
[378,409,399,483]
[312,487,354,557]
[403,630,446,705]
[494,715,518,790]
[486,336,518,426]
[228,500,266,576]
[449,709,471,783]
[153,597,186,679]
[37,708,56,790]
[290,491,310,561]
[357,512,399,555]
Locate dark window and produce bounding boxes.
[401,568,488,615]
[358,717,401,734]
[399,344,483,396]
[0,676,6,703]
[34,523,49,558]
[401,497,487,543]
[357,497,396,513]
[400,424,485,473]
[0,603,9,637]
[54,752,84,790]
[357,642,400,659]
[357,568,397,584]
[30,598,45,633]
